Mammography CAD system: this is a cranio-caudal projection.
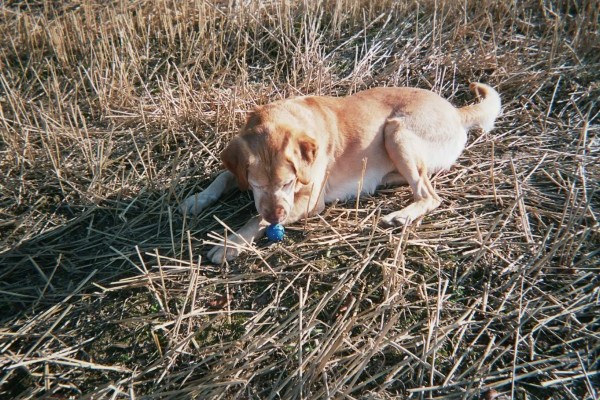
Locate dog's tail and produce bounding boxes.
[458,83,501,132]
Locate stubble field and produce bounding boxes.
[0,0,598,399]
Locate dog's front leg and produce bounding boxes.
[180,171,238,215]
[207,216,269,264]
[207,185,324,264]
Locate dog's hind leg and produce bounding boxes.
[380,117,441,227]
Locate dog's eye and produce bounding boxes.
[283,180,294,189]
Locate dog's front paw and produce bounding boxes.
[207,244,242,264]
[180,192,218,216]
[380,212,412,228]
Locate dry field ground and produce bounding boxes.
[1,0,598,399]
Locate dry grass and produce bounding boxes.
[1,0,599,398]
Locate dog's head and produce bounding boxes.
[221,111,317,224]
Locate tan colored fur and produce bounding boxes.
[181,83,501,263]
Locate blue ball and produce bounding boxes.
[265,223,285,242]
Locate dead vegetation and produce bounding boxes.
[0,0,598,398]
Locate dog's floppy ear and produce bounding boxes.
[294,134,318,185]
[221,137,250,191]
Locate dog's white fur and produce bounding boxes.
[181,83,501,263]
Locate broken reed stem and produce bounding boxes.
[355,157,368,225]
